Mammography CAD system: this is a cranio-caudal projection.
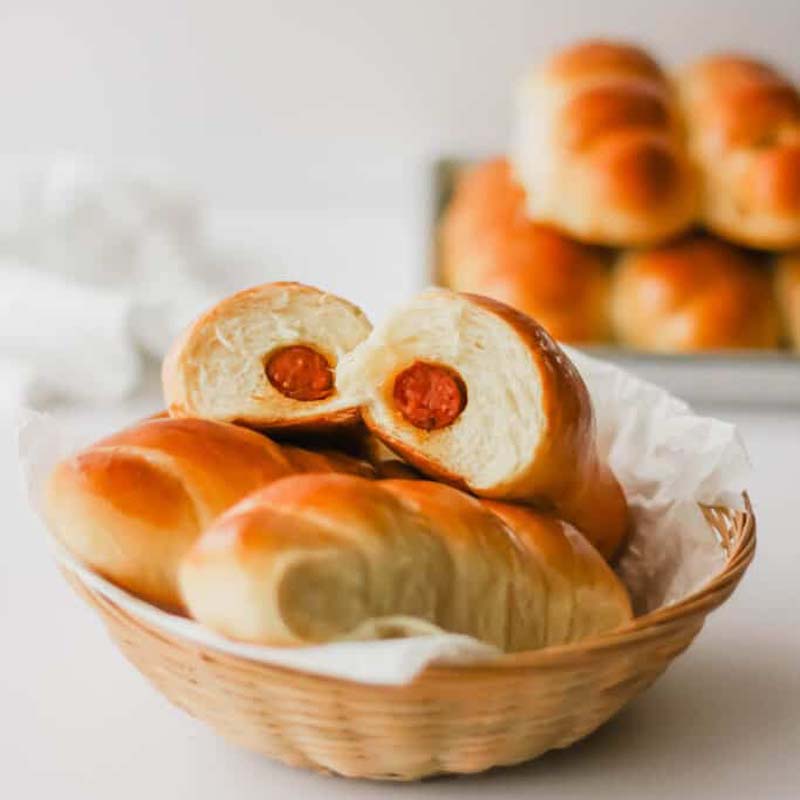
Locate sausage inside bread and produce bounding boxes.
[341,288,628,560]
[163,282,371,433]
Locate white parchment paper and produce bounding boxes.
[18,348,750,685]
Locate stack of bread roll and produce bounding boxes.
[441,39,800,353]
[45,282,634,652]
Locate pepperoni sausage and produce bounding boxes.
[265,346,334,401]
[392,361,467,431]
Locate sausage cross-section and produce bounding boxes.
[392,361,467,430]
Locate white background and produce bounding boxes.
[1,0,799,314]
[2,0,799,214]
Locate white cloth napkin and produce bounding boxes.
[0,157,226,405]
[0,262,140,402]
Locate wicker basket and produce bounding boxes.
[62,499,754,781]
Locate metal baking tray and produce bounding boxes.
[427,158,800,409]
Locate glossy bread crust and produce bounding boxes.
[459,293,628,561]
[349,290,628,560]
[612,234,781,351]
[45,417,376,610]
[179,474,632,649]
[439,159,611,343]
[543,39,665,84]
[677,54,800,249]
[512,39,696,245]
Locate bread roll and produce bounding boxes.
[612,234,780,352]
[512,39,696,245]
[479,499,632,644]
[775,253,800,350]
[279,443,375,478]
[359,434,423,479]
[45,417,375,610]
[163,282,371,432]
[179,474,632,649]
[677,55,800,249]
[341,289,628,559]
[439,158,611,343]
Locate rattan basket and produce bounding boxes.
[62,499,754,781]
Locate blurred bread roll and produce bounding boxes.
[439,158,611,343]
[45,417,374,610]
[163,282,371,433]
[611,234,780,352]
[676,55,800,249]
[775,253,800,350]
[179,474,632,649]
[512,39,696,245]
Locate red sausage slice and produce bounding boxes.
[392,361,467,431]
[265,346,334,401]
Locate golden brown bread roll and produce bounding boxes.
[163,282,371,432]
[611,234,780,352]
[179,474,632,649]
[775,252,800,350]
[44,417,375,611]
[279,443,375,478]
[439,158,611,343]
[677,54,800,249]
[512,39,696,246]
[479,499,632,644]
[341,289,628,560]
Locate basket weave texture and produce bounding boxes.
[65,500,755,781]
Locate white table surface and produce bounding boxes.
[2,394,799,799]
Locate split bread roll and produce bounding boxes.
[677,55,800,250]
[775,253,800,350]
[163,282,371,432]
[611,234,780,352]
[340,289,628,560]
[512,39,696,245]
[439,158,611,343]
[44,417,374,611]
[179,474,632,650]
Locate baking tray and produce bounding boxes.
[428,158,800,409]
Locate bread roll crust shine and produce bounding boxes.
[343,289,628,560]
[612,234,781,351]
[439,159,611,344]
[179,474,632,650]
[512,39,696,246]
[45,417,376,611]
[544,39,664,84]
[677,54,800,249]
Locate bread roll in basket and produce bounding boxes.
[35,282,755,781]
[60,498,753,780]
[163,282,372,432]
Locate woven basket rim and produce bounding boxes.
[61,494,756,676]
